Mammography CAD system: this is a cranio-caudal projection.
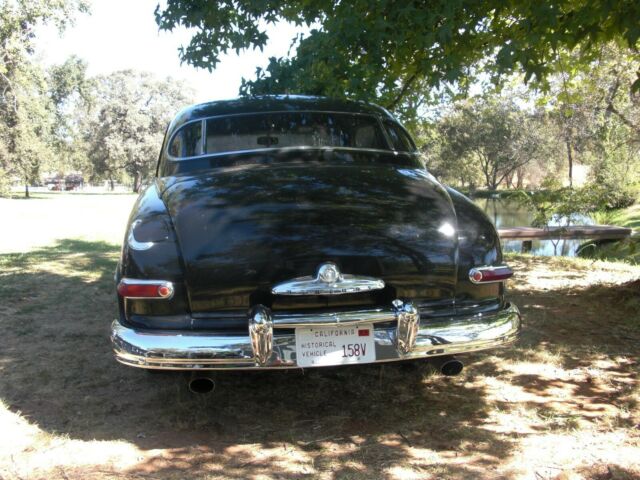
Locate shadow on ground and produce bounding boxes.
[0,243,639,478]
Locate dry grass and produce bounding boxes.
[1,195,639,479]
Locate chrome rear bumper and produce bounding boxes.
[111,302,521,370]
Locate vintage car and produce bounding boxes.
[111,96,521,391]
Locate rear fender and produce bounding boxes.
[117,180,190,325]
[447,187,504,314]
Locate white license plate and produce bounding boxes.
[295,324,376,367]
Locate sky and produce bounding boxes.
[35,0,304,103]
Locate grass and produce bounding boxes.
[0,192,136,253]
[582,202,640,264]
[1,194,640,479]
[597,203,640,230]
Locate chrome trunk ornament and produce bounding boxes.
[248,305,273,366]
[393,300,419,355]
[271,262,385,296]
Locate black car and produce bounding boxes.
[112,95,520,381]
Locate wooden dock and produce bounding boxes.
[498,225,632,241]
[497,225,633,253]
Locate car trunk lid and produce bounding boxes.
[161,151,459,313]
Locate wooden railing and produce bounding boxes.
[497,225,633,253]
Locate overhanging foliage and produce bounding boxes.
[156,0,640,115]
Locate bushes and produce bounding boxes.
[590,183,638,210]
[519,177,639,230]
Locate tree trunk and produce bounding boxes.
[491,169,499,190]
[505,173,513,189]
[109,178,115,191]
[516,167,524,189]
[483,168,495,190]
[565,139,573,188]
[132,171,141,193]
[24,182,29,198]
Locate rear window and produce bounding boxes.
[206,112,388,154]
[168,112,391,158]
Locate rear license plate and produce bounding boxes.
[295,324,376,367]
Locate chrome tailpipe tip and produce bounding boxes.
[248,305,273,366]
[188,375,216,394]
[429,356,464,376]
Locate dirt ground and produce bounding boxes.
[1,196,639,479]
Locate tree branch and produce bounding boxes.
[496,158,532,187]
[385,72,418,111]
[604,73,640,135]
[607,104,640,135]
[0,71,18,113]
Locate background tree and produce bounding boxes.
[540,44,640,197]
[0,0,88,196]
[416,116,483,189]
[432,97,546,190]
[2,64,55,197]
[413,43,639,193]
[581,46,640,207]
[47,55,93,175]
[85,70,193,192]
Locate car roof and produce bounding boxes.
[167,95,397,135]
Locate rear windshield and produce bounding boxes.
[168,112,390,158]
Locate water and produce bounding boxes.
[473,197,595,257]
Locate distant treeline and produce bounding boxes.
[415,44,639,206]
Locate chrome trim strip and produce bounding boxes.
[201,118,206,155]
[117,278,175,300]
[271,307,394,328]
[468,265,514,284]
[272,262,385,296]
[127,220,154,251]
[111,303,521,370]
[168,145,402,162]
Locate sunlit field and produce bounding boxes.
[1,193,639,480]
[0,193,136,253]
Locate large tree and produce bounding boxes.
[434,97,545,190]
[554,44,640,202]
[535,44,639,187]
[85,70,193,192]
[156,0,640,119]
[0,0,88,196]
[47,55,93,175]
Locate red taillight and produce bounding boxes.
[157,285,172,297]
[117,279,174,299]
[468,265,513,284]
[471,269,484,282]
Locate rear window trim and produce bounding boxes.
[382,119,417,152]
[167,119,205,159]
[165,110,397,161]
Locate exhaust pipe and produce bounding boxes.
[430,356,464,376]
[188,374,216,394]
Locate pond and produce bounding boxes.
[473,197,595,257]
